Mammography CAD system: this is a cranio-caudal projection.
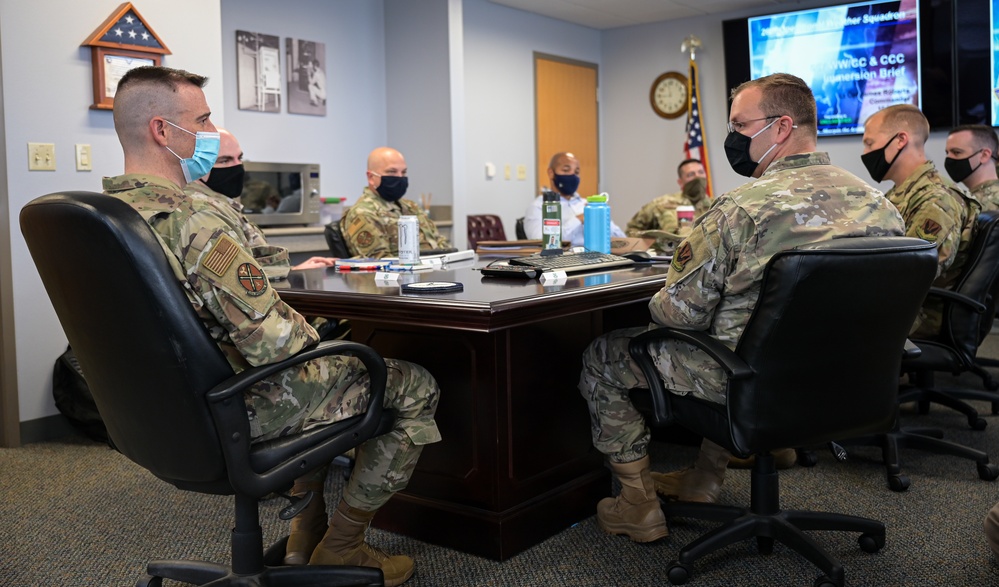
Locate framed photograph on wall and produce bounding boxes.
[286,38,327,116]
[236,30,281,112]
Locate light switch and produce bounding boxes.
[504,164,511,180]
[485,162,496,179]
[516,165,527,181]
[28,143,56,171]
[75,144,93,171]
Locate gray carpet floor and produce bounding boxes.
[5,343,999,586]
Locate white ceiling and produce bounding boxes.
[487,0,799,29]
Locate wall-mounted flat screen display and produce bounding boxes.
[992,0,999,125]
[745,0,920,136]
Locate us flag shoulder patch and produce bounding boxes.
[203,234,240,276]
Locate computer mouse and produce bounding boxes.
[622,251,652,262]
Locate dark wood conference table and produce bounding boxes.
[277,259,669,560]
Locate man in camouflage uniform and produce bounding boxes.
[186,128,340,274]
[103,66,439,586]
[578,73,905,543]
[945,125,999,212]
[626,158,711,238]
[341,147,451,258]
[862,105,980,338]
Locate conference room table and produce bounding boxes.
[276,258,670,560]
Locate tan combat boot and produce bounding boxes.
[283,480,328,565]
[652,438,729,503]
[596,456,668,542]
[309,499,415,587]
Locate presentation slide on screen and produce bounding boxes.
[992,0,999,125]
[749,0,919,136]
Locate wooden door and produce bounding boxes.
[535,54,599,198]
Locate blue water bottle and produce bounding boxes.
[584,194,611,254]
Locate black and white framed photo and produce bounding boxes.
[286,38,326,116]
[236,30,281,112]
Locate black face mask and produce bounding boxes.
[376,175,409,202]
[861,133,902,183]
[724,118,779,178]
[944,150,983,183]
[203,164,245,199]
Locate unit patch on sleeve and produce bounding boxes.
[236,263,268,296]
[916,218,942,242]
[671,242,693,273]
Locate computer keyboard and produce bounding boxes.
[508,251,634,273]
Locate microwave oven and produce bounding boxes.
[240,161,321,226]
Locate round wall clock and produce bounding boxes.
[650,71,689,119]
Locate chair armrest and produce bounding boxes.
[628,327,752,426]
[903,338,922,360]
[925,286,987,313]
[205,340,388,497]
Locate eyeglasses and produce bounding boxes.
[727,115,781,134]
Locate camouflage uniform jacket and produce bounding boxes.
[626,190,711,236]
[341,187,451,258]
[647,152,905,399]
[885,161,978,289]
[104,174,316,368]
[971,179,999,214]
[185,179,291,280]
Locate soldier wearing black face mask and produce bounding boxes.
[861,105,980,337]
[186,128,340,276]
[341,146,452,259]
[945,124,999,213]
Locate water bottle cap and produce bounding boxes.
[543,191,559,202]
[587,194,608,203]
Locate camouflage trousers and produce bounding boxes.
[578,325,727,464]
[247,356,441,510]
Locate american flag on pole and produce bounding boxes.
[684,58,713,197]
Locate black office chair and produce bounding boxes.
[21,192,391,587]
[839,212,999,491]
[628,237,938,587]
[325,218,352,258]
[902,211,999,420]
[467,214,507,249]
[515,217,527,240]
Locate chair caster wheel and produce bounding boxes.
[814,575,840,587]
[978,462,999,481]
[888,474,910,492]
[858,532,885,553]
[797,450,818,467]
[136,576,162,587]
[667,561,691,585]
[972,417,988,431]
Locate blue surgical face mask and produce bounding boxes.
[163,120,220,183]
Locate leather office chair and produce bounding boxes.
[515,217,527,240]
[466,214,507,249]
[21,192,390,587]
[628,237,937,587]
[325,218,352,258]
[902,211,999,420]
[840,212,999,491]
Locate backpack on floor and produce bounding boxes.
[52,346,109,443]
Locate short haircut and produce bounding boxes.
[950,124,999,161]
[112,66,208,146]
[731,73,817,135]
[872,104,929,145]
[548,152,576,170]
[676,158,703,178]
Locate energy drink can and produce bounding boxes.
[398,215,420,265]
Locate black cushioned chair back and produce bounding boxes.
[21,193,236,486]
[726,237,937,453]
[942,211,999,357]
[325,218,352,258]
[467,214,507,249]
[515,217,527,240]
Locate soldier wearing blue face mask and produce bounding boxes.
[341,146,452,259]
[523,151,626,247]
